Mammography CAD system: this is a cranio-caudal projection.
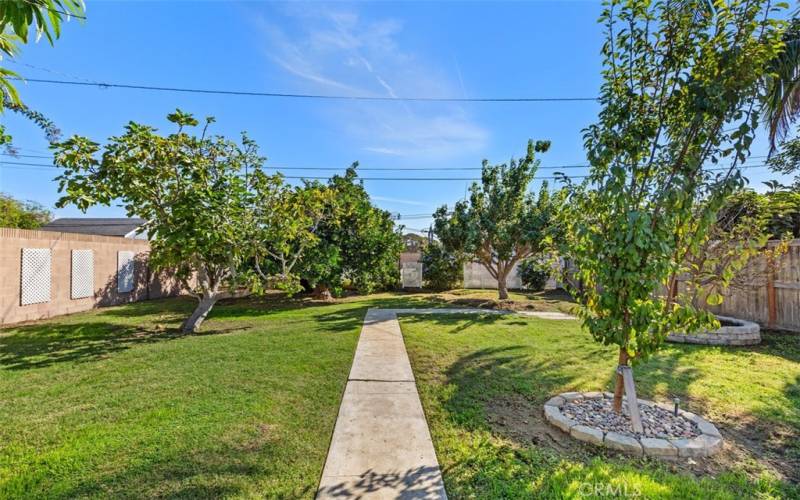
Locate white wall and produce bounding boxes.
[462,262,523,289]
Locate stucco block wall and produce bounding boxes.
[1,227,181,325]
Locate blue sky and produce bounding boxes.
[0,1,789,233]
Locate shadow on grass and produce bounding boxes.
[39,430,318,500]
[398,312,509,334]
[95,296,195,319]
[607,333,800,483]
[0,292,387,371]
[435,345,583,453]
[0,318,240,370]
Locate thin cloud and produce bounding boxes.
[364,147,406,156]
[372,196,431,207]
[253,5,488,160]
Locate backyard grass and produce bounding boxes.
[0,290,507,498]
[400,313,800,499]
[0,295,376,498]
[4,291,797,498]
[418,288,577,314]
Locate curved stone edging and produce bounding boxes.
[543,391,723,458]
[667,315,760,346]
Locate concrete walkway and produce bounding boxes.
[316,307,576,499]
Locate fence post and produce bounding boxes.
[767,254,777,329]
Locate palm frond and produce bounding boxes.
[764,18,800,152]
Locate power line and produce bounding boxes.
[0,158,774,172]
[6,59,98,84]
[11,76,599,103]
[0,160,774,180]
[0,153,53,159]
[1,147,52,155]
[0,156,594,170]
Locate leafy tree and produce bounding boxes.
[1,0,83,149]
[421,241,463,291]
[0,193,51,228]
[1,0,84,106]
[0,103,62,153]
[767,127,800,190]
[561,0,786,413]
[247,171,332,296]
[433,140,555,300]
[518,258,549,292]
[762,15,800,150]
[298,166,403,299]
[54,110,263,333]
[718,189,800,238]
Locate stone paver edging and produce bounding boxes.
[544,392,723,458]
[667,315,760,346]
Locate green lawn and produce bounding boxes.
[3,292,798,498]
[0,295,377,498]
[399,313,800,499]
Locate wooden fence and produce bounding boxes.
[698,239,800,332]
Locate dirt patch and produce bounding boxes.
[714,415,799,483]
[432,289,577,314]
[483,394,798,483]
[483,394,588,454]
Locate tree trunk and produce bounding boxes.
[497,275,509,300]
[182,295,219,333]
[612,347,630,413]
[313,284,334,302]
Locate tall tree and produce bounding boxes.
[561,0,786,413]
[0,193,51,228]
[247,170,332,296]
[54,110,260,333]
[298,166,403,300]
[0,0,83,149]
[762,15,800,150]
[433,140,555,300]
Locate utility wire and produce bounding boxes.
[0,158,774,172]
[0,153,53,159]
[10,76,599,103]
[6,59,98,84]
[0,161,773,180]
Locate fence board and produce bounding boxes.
[701,240,800,332]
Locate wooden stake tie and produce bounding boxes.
[617,365,644,434]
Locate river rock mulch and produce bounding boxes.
[561,397,700,439]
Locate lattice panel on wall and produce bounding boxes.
[71,249,94,299]
[117,251,135,293]
[21,248,51,305]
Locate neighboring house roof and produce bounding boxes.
[400,251,422,263]
[42,218,146,238]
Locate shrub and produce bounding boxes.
[518,259,549,292]
[422,242,463,291]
